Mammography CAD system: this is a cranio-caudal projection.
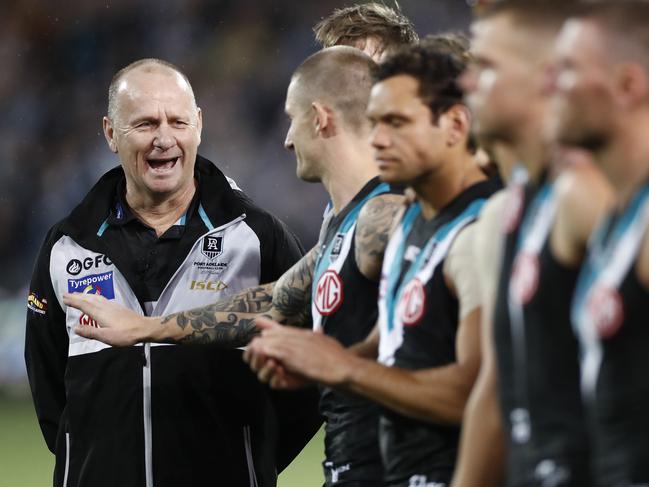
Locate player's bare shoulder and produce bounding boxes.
[355,193,406,281]
[553,161,613,264]
[473,189,508,265]
[555,161,613,226]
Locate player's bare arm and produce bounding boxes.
[451,191,507,487]
[552,162,613,266]
[247,225,483,424]
[63,246,319,346]
[354,193,405,280]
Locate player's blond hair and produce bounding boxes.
[313,2,418,53]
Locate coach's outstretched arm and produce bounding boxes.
[63,245,319,347]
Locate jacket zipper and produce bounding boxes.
[63,432,70,487]
[142,213,247,487]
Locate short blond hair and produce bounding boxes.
[313,2,418,53]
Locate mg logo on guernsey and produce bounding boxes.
[400,278,426,326]
[509,252,540,305]
[588,285,624,339]
[202,236,223,260]
[315,270,343,316]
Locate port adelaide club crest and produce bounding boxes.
[202,235,223,260]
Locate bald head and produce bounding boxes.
[107,58,197,122]
[289,46,377,132]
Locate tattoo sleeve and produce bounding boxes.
[270,246,318,328]
[355,194,405,281]
[156,247,319,345]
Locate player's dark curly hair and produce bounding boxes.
[374,37,477,152]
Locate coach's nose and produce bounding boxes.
[153,123,176,151]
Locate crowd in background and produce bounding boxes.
[0,1,471,389]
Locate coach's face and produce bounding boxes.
[284,77,323,182]
[367,74,450,185]
[103,67,202,200]
[550,19,616,151]
[461,14,544,144]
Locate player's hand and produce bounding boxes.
[63,292,154,346]
[248,353,310,390]
[244,317,355,387]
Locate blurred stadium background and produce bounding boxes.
[0,1,470,484]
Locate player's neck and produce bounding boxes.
[511,129,552,185]
[126,180,197,236]
[414,152,486,220]
[597,121,649,208]
[322,145,379,214]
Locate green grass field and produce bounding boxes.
[0,396,324,487]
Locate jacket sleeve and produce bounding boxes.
[24,226,69,453]
[258,213,305,284]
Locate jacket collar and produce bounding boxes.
[60,155,246,249]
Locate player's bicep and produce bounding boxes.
[445,225,482,321]
[355,194,406,281]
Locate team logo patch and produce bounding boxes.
[67,259,82,275]
[67,271,115,300]
[202,236,223,260]
[66,255,112,275]
[400,278,426,326]
[587,285,624,339]
[504,184,525,234]
[509,252,540,305]
[315,270,344,316]
[330,234,344,261]
[27,292,48,315]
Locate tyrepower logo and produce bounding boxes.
[66,255,112,275]
[67,271,115,300]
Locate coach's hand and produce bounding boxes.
[63,292,154,346]
[244,317,354,388]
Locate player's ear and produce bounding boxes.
[311,101,335,137]
[616,62,649,109]
[103,116,118,153]
[440,104,472,148]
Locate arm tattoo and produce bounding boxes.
[156,250,318,345]
[160,307,269,348]
[157,284,272,347]
[271,247,318,328]
[203,284,273,313]
[355,195,405,281]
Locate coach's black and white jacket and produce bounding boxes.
[25,156,321,487]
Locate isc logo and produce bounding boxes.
[190,280,228,291]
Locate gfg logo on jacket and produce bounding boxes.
[67,271,115,299]
[66,255,113,275]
